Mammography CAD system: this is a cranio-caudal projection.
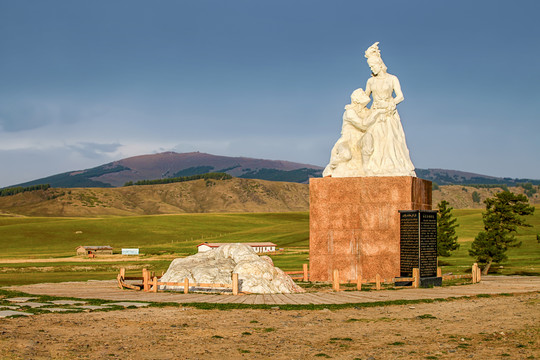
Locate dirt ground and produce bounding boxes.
[0,292,538,360]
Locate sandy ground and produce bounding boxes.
[0,292,538,360]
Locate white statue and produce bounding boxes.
[322,89,383,177]
[324,42,416,178]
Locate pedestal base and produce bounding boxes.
[309,176,432,282]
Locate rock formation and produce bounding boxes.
[159,243,304,294]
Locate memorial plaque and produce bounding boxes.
[399,211,420,277]
[419,211,437,278]
[399,210,440,286]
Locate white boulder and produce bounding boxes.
[159,243,304,294]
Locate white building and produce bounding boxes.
[197,242,277,254]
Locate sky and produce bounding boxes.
[1,1,539,187]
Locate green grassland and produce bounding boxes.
[0,212,309,258]
[441,206,540,276]
[0,212,309,285]
[0,206,538,286]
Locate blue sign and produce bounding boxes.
[122,248,139,255]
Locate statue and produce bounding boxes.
[323,42,416,177]
[322,89,384,177]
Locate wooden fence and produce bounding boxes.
[117,263,482,294]
[330,263,482,291]
[330,269,416,291]
[117,268,240,295]
[284,264,309,282]
[441,263,482,283]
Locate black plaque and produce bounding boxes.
[419,211,437,278]
[399,211,419,278]
[399,210,440,286]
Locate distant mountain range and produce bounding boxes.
[6,151,540,189]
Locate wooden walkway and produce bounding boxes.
[9,276,540,305]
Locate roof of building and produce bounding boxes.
[76,246,113,250]
[197,242,277,248]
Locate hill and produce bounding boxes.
[8,152,323,188]
[8,151,539,189]
[415,168,540,186]
[0,177,309,217]
[1,176,539,217]
[432,184,540,209]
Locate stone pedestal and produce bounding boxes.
[309,176,432,282]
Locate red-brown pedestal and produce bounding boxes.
[309,176,432,282]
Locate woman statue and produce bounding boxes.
[363,42,416,177]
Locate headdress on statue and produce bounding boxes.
[364,42,387,73]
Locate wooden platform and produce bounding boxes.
[8,276,540,305]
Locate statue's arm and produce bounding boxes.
[392,75,404,105]
[365,79,372,98]
[343,109,366,131]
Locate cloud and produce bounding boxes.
[0,103,53,132]
[67,142,123,159]
[0,100,106,133]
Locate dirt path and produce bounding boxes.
[0,292,538,359]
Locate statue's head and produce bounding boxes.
[351,88,370,107]
[365,42,387,76]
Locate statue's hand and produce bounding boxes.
[374,100,396,111]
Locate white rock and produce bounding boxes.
[159,243,304,294]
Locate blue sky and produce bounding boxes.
[1,1,539,187]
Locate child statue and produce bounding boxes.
[323,88,384,177]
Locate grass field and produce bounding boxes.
[441,206,540,276]
[0,206,538,285]
[0,212,309,258]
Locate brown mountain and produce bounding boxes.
[1,175,538,217]
[98,151,322,186]
[0,177,310,217]
[10,151,324,188]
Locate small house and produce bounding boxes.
[197,242,277,254]
[76,246,113,256]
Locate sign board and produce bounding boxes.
[399,210,438,280]
[121,248,139,255]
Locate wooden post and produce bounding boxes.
[184,277,189,294]
[476,266,481,283]
[232,273,239,295]
[437,267,442,277]
[302,264,309,282]
[375,274,381,290]
[356,275,362,291]
[142,268,149,292]
[472,263,478,283]
[152,276,158,293]
[332,269,340,291]
[412,268,420,288]
[119,268,126,280]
